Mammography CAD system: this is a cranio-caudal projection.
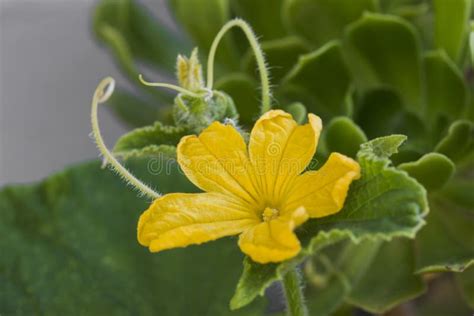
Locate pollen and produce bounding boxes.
[262,207,279,222]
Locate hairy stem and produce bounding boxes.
[206,18,272,114]
[90,77,161,200]
[283,268,308,316]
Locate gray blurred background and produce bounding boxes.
[0,0,172,185]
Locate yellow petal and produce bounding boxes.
[177,122,260,207]
[283,153,361,218]
[138,192,258,252]
[248,110,322,204]
[238,207,308,263]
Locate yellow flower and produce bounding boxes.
[137,110,360,264]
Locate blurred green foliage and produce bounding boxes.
[1,0,473,315]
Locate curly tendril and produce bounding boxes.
[90,77,161,199]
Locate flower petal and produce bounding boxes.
[177,122,260,207]
[248,110,322,204]
[238,208,308,263]
[138,192,258,252]
[283,153,361,218]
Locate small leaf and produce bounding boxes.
[231,135,428,309]
[230,0,287,40]
[113,122,189,159]
[286,102,307,124]
[170,0,239,69]
[423,51,468,130]
[415,197,474,273]
[325,117,367,158]
[284,0,377,48]
[433,0,472,62]
[347,238,426,313]
[456,265,474,308]
[398,153,455,192]
[215,73,260,125]
[243,36,310,82]
[435,120,474,162]
[282,41,352,119]
[0,161,265,315]
[344,13,423,111]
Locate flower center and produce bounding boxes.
[262,207,279,222]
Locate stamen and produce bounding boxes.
[90,77,161,200]
[262,207,279,222]
[206,18,272,114]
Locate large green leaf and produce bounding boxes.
[305,239,381,315]
[433,0,472,62]
[306,238,425,315]
[282,41,352,119]
[456,265,474,308]
[230,0,287,40]
[0,161,265,315]
[243,36,310,82]
[230,135,428,310]
[344,13,423,111]
[415,195,474,273]
[284,0,377,48]
[423,51,468,136]
[170,0,239,69]
[346,238,425,313]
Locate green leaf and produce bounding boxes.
[344,13,423,111]
[169,0,239,69]
[306,238,425,315]
[93,0,178,103]
[435,120,474,163]
[282,41,352,119]
[355,88,404,138]
[113,122,189,159]
[355,89,428,154]
[305,239,380,315]
[231,135,428,309]
[284,0,377,48]
[456,265,474,308]
[286,102,307,124]
[243,36,310,82]
[347,238,426,313]
[398,153,455,192]
[324,117,368,158]
[470,24,474,65]
[423,51,468,130]
[215,73,260,125]
[107,88,173,127]
[0,161,265,315]
[230,0,287,40]
[433,0,472,62]
[415,197,474,273]
[440,178,474,210]
[94,0,188,72]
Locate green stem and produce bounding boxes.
[206,18,272,114]
[282,268,308,316]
